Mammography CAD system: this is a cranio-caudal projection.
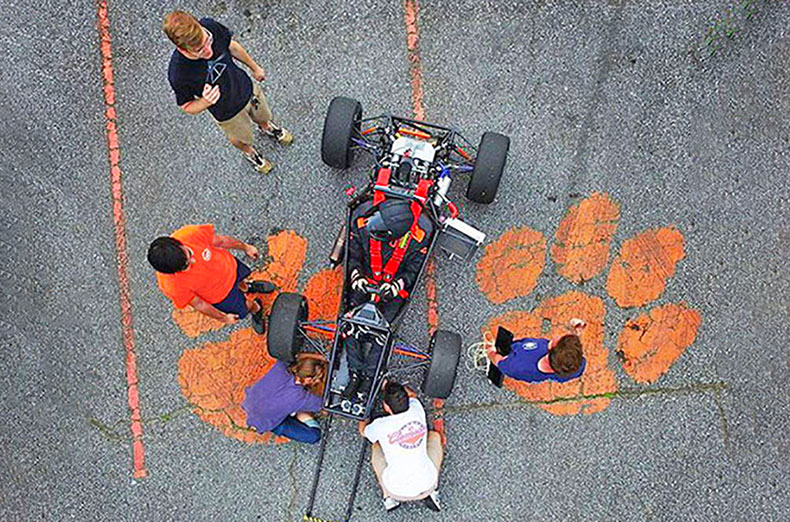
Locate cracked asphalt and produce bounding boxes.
[2,0,790,521]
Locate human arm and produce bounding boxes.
[357,420,369,437]
[485,343,506,366]
[189,295,238,325]
[229,40,266,81]
[212,233,258,260]
[347,225,368,292]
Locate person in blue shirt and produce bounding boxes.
[486,319,587,383]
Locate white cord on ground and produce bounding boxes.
[465,331,495,372]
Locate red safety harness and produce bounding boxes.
[367,167,432,298]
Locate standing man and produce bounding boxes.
[163,11,293,174]
[358,381,443,513]
[147,224,275,333]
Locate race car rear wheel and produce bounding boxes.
[466,132,510,204]
[267,293,308,363]
[321,96,362,169]
[422,330,462,399]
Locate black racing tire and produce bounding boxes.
[421,330,462,399]
[321,96,362,169]
[466,132,510,204]
[267,293,308,363]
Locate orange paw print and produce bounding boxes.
[175,230,343,443]
[477,192,702,415]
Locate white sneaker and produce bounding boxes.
[383,497,401,512]
[262,122,294,146]
[423,490,441,512]
[244,150,272,174]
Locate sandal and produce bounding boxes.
[245,280,276,294]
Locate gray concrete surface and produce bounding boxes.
[1,0,789,520]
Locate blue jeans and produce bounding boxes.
[271,416,321,444]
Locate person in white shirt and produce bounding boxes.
[357,380,444,512]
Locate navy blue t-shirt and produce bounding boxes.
[167,18,253,122]
[497,337,586,383]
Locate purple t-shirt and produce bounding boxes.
[242,361,323,433]
[497,337,586,383]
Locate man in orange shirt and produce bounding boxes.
[147,224,274,333]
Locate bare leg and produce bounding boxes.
[228,137,255,155]
[370,443,390,497]
[247,299,261,314]
[426,431,444,471]
[295,412,314,423]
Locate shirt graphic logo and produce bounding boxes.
[202,249,212,261]
[387,421,426,449]
[206,51,228,84]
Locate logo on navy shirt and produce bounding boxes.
[206,52,227,84]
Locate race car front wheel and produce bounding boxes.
[267,293,308,363]
[422,330,462,399]
[321,96,362,169]
[467,132,510,204]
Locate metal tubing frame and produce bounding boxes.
[303,111,479,521]
[305,413,333,518]
[343,440,369,522]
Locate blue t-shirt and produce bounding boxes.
[242,362,323,433]
[497,337,586,383]
[167,18,253,122]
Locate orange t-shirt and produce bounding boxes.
[155,224,237,308]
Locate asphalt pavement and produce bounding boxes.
[1,0,789,521]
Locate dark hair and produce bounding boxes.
[383,381,409,415]
[549,335,584,377]
[147,237,187,274]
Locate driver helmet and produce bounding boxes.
[366,199,414,241]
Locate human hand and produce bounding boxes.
[380,280,403,301]
[201,83,221,105]
[244,244,259,260]
[222,313,239,325]
[251,66,266,82]
[350,269,367,293]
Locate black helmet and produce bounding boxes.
[366,199,414,241]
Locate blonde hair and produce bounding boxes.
[163,11,203,49]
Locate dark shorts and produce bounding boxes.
[213,258,251,319]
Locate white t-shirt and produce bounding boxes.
[364,398,438,497]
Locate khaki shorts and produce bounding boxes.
[371,431,443,501]
[215,82,273,146]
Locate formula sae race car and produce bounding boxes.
[266,96,509,522]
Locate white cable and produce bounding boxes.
[465,331,495,372]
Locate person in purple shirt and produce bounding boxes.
[242,354,326,443]
[486,319,587,383]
